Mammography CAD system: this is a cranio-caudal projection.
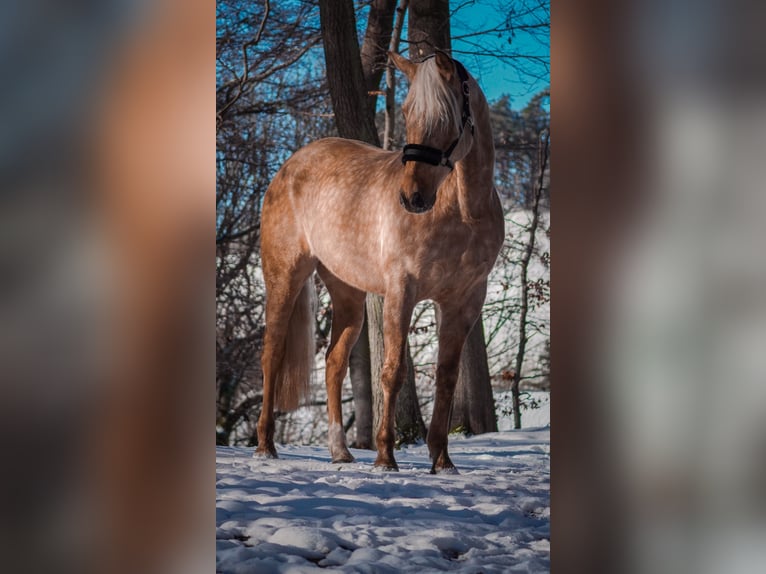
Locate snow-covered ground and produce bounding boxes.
[216,427,550,573]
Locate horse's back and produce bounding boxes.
[282,137,389,175]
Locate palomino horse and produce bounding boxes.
[256,51,504,474]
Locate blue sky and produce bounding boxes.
[388,1,550,108]
[217,1,549,111]
[450,1,549,107]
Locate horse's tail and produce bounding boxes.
[274,279,316,411]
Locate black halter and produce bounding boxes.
[401,57,474,170]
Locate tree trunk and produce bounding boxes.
[368,295,426,445]
[451,319,498,434]
[399,341,428,442]
[368,295,386,440]
[408,0,497,436]
[408,0,451,57]
[349,311,373,448]
[360,0,398,103]
[318,0,379,145]
[383,0,408,150]
[355,0,405,448]
[320,0,424,445]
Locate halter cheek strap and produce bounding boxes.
[402,58,474,171]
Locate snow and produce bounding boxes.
[216,428,550,573]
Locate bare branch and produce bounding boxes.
[384,0,408,150]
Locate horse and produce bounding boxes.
[255,51,504,474]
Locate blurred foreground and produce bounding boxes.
[1,1,213,573]
[554,0,766,572]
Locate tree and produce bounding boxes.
[360,0,398,100]
[340,0,404,451]
[318,0,379,145]
[492,91,551,209]
[347,312,373,448]
[407,0,498,435]
[484,89,551,418]
[511,129,549,428]
[408,0,451,56]
[216,0,327,446]
[383,0,408,151]
[318,0,427,447]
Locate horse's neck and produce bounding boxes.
[452,102,496,223]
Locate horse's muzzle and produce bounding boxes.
[399,190,433,214]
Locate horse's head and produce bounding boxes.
[391,51,474,214]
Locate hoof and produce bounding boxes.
[373,457,399,472]
[331,453,355,464]
[253,447,278,459]
[430,458,458,475]
[430,464,459,475]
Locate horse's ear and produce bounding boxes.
[434,50,454,81]
[389,51,416,81]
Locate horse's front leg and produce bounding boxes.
[428,287,487,474]
[374,289,416,471]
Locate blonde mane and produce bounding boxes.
[406,58,461,135]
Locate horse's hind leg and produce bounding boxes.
[255,252,315,459]
[429,287,487,474]
[317,264,366,463]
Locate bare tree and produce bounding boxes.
[348,313,373,448]
[360,0,398,100]
[319,0,426,447]
[216,0,328,446]
[319,0,380,145]
[407,0,498,435]
[511,129,549,428]
[482,91,551,400]
[349,0,403,450]
[408,0,452,56]
[383,0,409,151]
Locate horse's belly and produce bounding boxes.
[300,189,388,293]
[310,237,385,294]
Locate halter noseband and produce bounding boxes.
[401,57,474,170]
